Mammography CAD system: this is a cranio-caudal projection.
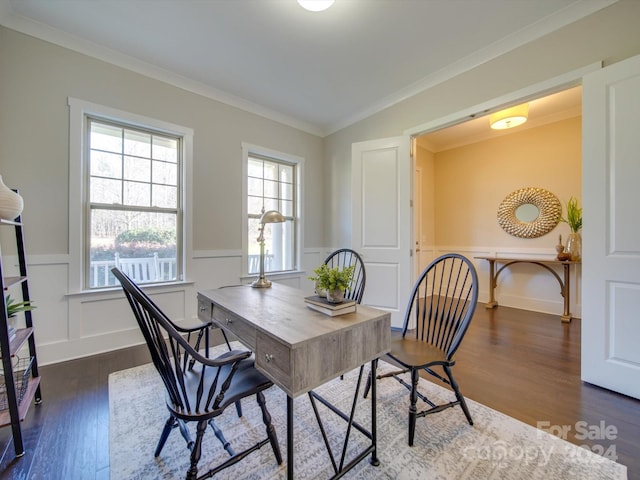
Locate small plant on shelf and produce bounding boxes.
[4,295,36,318]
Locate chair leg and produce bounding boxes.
[235,400,243,417]
[187,420,207,480]
[177,418,194,451]
[408,368,419,446]
[444,365,473,425]
[257,390,282,465]
[155,416,176,457]
[208,418,236,456]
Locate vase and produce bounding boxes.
[326,289,344,303]
[0,175,24,221]
[566,232,582,261]
[314,281,326,298]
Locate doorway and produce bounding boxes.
[411,86,583,316]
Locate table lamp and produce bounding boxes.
[251,209,285,288]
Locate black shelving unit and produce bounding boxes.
[0,212,42,457]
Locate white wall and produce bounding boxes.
[0,27,326,364]
[2,1,640,363]
[324,0,640,317]
[424,118,582,317]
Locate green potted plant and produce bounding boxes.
[310,264,354,303]
[309,263,330,297]
[560,197,582,261]
[4,294,36,318]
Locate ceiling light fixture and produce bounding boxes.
[297,0,335,12]
[489,104,529,130]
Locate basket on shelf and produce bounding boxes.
[0,356,34,410]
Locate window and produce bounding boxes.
[243,144,302,275]
[68,98,192,292]
[86,119,182,288]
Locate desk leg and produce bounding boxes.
[287,395,294,480]
[370,358,380,466]
[485,259,498,309]
[560,263,572,323]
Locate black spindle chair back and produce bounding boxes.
[403,253,478,361]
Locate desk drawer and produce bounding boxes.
[197,298,212,323]
[255,332,291,389]
[212,305,256,349]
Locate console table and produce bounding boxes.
[197,283,390,479]
[475,256,581,322]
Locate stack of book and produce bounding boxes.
[304,295,356,317]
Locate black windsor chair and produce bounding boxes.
[112,268,282,480]
[363,253,479,446]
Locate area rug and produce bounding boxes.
[109,343,627,479]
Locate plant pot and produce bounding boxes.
[314,282,326,298]
[326,289,345,303]
[566,232,582,261]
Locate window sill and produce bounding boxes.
[240,270,306,283]
[65,279,195,297]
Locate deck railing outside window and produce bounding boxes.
[89,254,176,288]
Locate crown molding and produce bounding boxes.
[0,3,324,137]
[1,0,617,138]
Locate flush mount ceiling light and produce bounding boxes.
[489,104,529,130]
[297,0,335,12]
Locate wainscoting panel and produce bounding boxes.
[81,289,186,337]
[10,246,581,365]
[14,249,321,365]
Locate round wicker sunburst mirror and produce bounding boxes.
[497,187,562,238]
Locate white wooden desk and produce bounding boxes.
[197,283,390,479]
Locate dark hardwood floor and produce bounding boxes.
[0,304,638,479]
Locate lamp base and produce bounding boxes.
[251,277,272,288]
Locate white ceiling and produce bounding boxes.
[0,0,610,136]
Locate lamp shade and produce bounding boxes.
[297,0,334,12]
[260,210,286,224]
[490,104,529,130]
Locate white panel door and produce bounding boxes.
[352,136,411,328]
[582,54,640,399]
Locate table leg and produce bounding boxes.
[370,358,380,466]
[561,263,572,323]
[287,395,293,480]
[485,259,498,308]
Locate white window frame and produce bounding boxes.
[68,98,193,293]
[241,143,303,277]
